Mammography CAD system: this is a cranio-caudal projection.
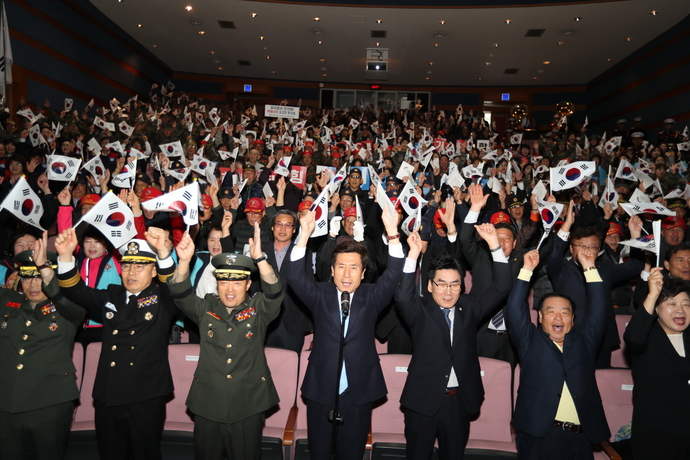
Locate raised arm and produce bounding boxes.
[506,250,540,356]
[623,267,663,355]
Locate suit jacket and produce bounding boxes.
[168,273,284,424]
[507,276,610,443]
[0,277,84,414]
[287,248,405,406]
[394,259,512,416]
[624,306,690,437]
[58,264,177,406]
[262,241,314,335]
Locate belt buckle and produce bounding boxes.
[562,421,575,432]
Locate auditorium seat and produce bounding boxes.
[610,315,632,368]
[464,271,473,293]
[370,354,411,459]
[293,349,311,460]
[72,342,100,430]
[465,358,517,456]
[72,342,84,391]
[593,368,634,460]
[263,347,300,460]
[165,344,199,433]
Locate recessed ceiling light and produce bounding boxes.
[152,44,158,48]
[626,37,633,41]
[439,20,446,25]
[493,43,499,47]
[607,58,613,61]
[433,43,440,48]
[137,24,142,28]
[218,67,223,70]
[198,31,205,35]
[259,36,264,40]
[322,74,328,77]
[425,77,430,80]
[478,77,483,80]
[485,62,491,66]
[429,62,433,65]
[251,13,257,18]
[376,19,382,24]
[270,71,276,74]
[543,60,550,64]
[210,51,215,54]
[266,55,270,59]
[557,41,564,45]
[313,17,320,22]
[375,42,381,46]
[505,19,512,24]
[318,41,323,44]
[650,10,659,16]
[185,5,192,12]
[574,17,581,21]
[319,59,325,62]
[533,77,538,80]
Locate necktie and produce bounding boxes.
[442,308,452,329]
[491,309,504,329]
[127,294,138,309]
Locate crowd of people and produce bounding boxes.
[0,92,689,460]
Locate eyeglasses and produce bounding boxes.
[274,222,294,228]
[21,277,42,284]
[121,264,152,272]
[9,162,22,166]
[571,244,600,251]
[349,175,361,179]
[431,280,462,292]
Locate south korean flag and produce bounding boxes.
[111,158,137,188]
[549,161,595,192]
[28,124,46,147]
[537,200,565,231]
[75,192,136,249]
[159,140,184,158]
[142,181,200,226]
[47,155,82,181]
[191,155,216,176]
[399,180,428,217]
[82,155,108,181]
[309,187,330,238]
[0,177,44,230]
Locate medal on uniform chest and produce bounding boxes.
[246,323,253,339]
[49,321,58,331]
[207,329,214,338]
[1,315,8,329]
[106,311,114,320]
[144,312,153,321]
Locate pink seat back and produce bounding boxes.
[165,344,199,431]
[468,357,513,443]
[264,347,299,432]
[371,354,411,438]
[73,342,101,429]
[72,342,84,391]
[595,368,634,442]
[464,271,473,293]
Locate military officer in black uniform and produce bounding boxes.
[161,223,284,460]
[630,116,647,139]
[0,232,85,460]
[657,118,681,145]
[55,229,177,460]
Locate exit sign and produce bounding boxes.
[370,85,381,90]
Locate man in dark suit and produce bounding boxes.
[56,229,177,460]
[0,235,85,460]
[395,224,512,460]
[287,208,404,460]
[507,249,610,458]
[263,209,314,353]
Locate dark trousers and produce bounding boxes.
[193,412,265,460]
[477,329,517,367]
[404,393,471,460]
[632,422,690,459]
[0,401,74,460]
[516,426,594,460]
[265,318,305,355]
[306,393,372,460]
[94,396,167,460]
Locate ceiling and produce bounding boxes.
[90,0,690,86]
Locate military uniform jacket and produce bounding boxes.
[0,277,85,414]
[58,265,177,406]
[168,274,284,424]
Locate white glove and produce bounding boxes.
[353,221,365,242]
[329,216,342,236]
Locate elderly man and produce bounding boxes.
[164,224,284,460]
[507,250,610,459]
[56,230,177,460]
[229,197,276,251]
[0,233,84,460]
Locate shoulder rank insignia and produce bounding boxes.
[137,296,158,308]
[234,306,256,322]
[41,303,56,315]
[206,311,222,321]
[6,302,21,308]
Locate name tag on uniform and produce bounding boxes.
[105,302,117,312]
[234,306,256,322]
[6,302,20,308]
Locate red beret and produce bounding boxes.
[244,197,265,213]
[79,194,100,208]
[141,187,163,202]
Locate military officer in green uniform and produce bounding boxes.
[56,230,177,460]
[159,222,284,460]
[0,232,85,460]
